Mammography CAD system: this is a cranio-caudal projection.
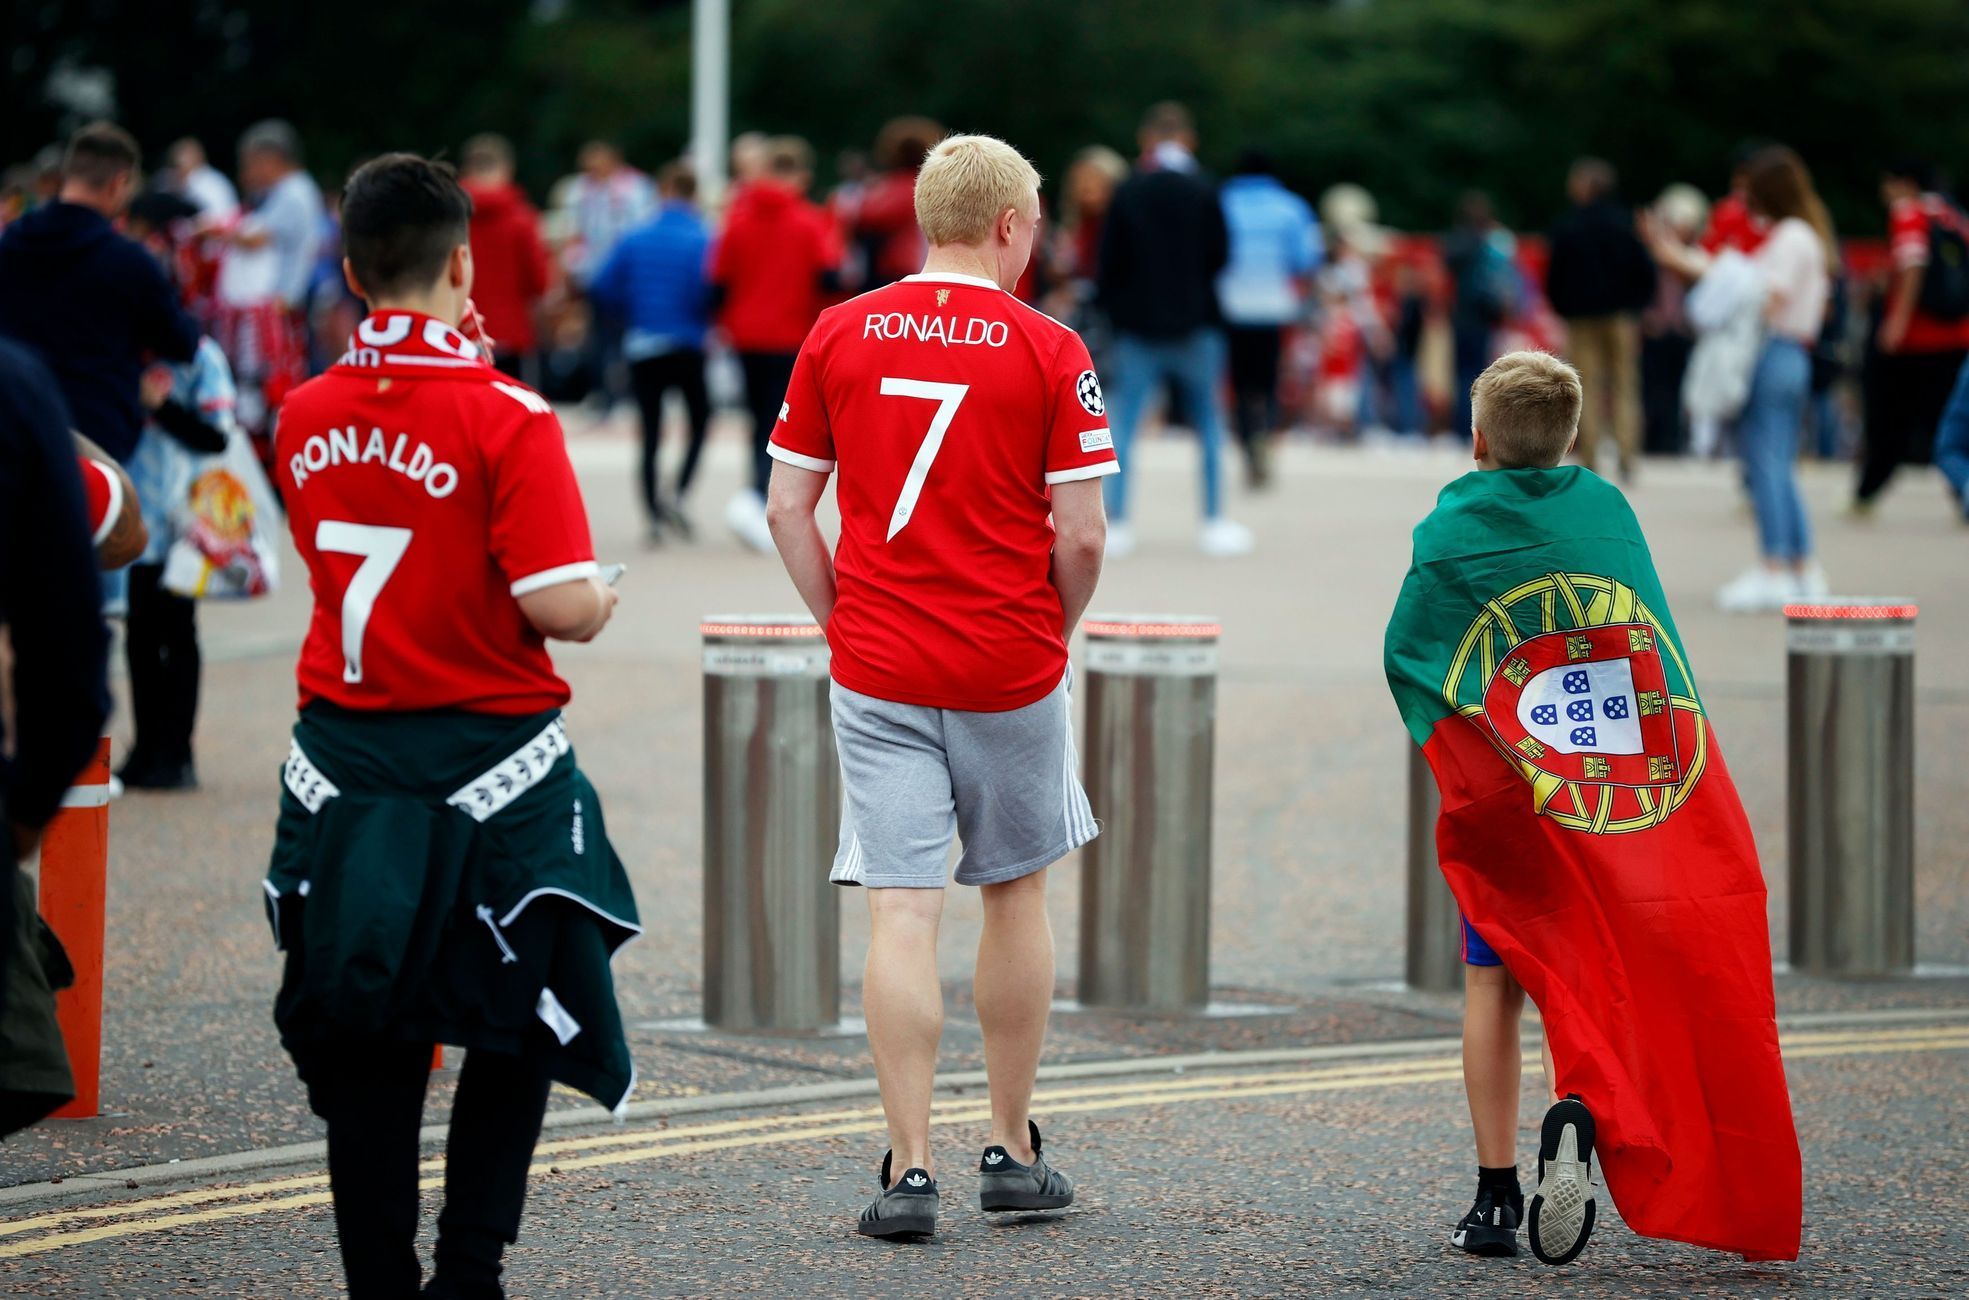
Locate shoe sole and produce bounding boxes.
[1450,1224,1518,1257]
[979,1189,1075,1212]
[1528,1100,1597,1266]
[856,1213,936,1239]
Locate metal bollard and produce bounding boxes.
[1077,616,1220,1013]
[700,616,840,1032]
[1785,598,1917,977]
[1405,746,1464,992]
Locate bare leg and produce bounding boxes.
[1463,964,1526,1168]
[863,887,945,1177]
[975,869,1054,1161]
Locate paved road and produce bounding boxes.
[5,420,1966,1293]
[4,1013,1965,1296]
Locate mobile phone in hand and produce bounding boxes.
[601,563,627,586]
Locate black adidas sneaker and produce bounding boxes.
[1527,1095,1597,1265]
[979,1120,1075,1212]
[856,1151,938,1239]
[1451,1182,1522,1257]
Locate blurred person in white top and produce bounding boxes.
[1652,146,1834,611]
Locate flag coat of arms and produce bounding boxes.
[1384,466,1801,1262]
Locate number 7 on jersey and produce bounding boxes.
[879,377,968,541]
[316,520,412,683]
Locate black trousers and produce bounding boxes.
[124,564,200,768]
[1859,347,1967,501]
[738,351,798,494]
[1226,325,1284,448]
[629,350,712,521]
[314,1040,552,1299]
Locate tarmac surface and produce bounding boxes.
[4,416,1967,1296]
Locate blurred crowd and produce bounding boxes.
[3,109,1969,583]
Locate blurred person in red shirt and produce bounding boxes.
[850,117,941,291]
[460,134,552,384]
[1699,143,1772,257]
[1858,158,1969,509]
[710,136,842,540]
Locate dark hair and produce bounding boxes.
[768,136,814,177]
[461,133,514,176]
[340,153,473,299]
[63,122,140,190]
[1140,101,1195,141]
[1883,156,1937,191]
[657,161,696,202]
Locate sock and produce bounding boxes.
[1478,1165,1523,1212]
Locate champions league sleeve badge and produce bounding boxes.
[1075,370,1105,417]
[1440,572,1707,835]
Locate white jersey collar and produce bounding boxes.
[902,272,1002,290]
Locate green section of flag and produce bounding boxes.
[1384,467,1697,748]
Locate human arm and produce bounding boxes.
[130,244,200,362]
[1881,199,1929,354]
[765,462,836,626]
[490,407,613,642]
[1048,478,1105,639]
[1641,208,1711,282]
[517,576,616,643]
[587,237,630,317]
[1,350,110,851]
[1879,265,1920,353]
[72,433,147,569]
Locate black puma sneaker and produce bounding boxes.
[856,1151,938,1239]
[978,1120,1075,1212]
[1527,1095,1598,1265]
[1451,1181,1522,1257]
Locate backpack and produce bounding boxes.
[1918,203,1969,321]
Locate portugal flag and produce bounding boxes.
[1384,466,1801,1262]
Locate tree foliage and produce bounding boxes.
[6,0,1967,232]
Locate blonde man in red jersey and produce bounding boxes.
[768,134,1113,1239]
[267,154,636,1298]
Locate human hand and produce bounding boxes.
[140,365,174,411]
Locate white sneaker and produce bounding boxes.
[1715,566,1800,614]
[1795,564,1830,600]
[1198,518,1254,557]
[1104,522,1137,559]
[724,489,774,554]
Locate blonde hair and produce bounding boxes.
[1472,351,1583,467]
[914,134,1041,247]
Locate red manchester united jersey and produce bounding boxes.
[275,311,597,715]
[769,271,1118,711]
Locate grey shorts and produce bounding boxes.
[829,669,1098,888]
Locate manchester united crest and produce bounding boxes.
[1442,572,1707,835]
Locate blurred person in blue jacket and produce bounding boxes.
[1217,150,1320,488]
[589,162,712,540]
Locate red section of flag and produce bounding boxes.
[1424,711,1802,1262]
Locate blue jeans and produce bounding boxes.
[1739,338,1813,562]
[1105,329,1229,523]
[1935,354,1969,514]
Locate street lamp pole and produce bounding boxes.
[691,0,731,208]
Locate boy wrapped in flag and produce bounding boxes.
[1384,351,1801,1265]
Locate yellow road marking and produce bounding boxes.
[1,1027,1963,1260]
[0,1056,1472,1240]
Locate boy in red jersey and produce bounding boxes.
[267,154,637,1298]
[767,134,1114,1239]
